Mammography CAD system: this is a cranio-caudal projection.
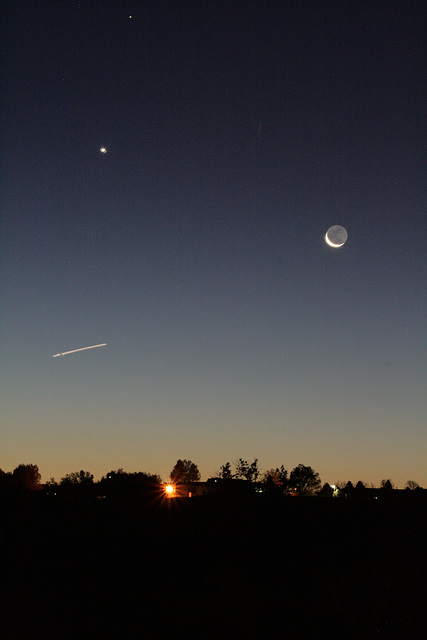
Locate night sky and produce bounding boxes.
[1,1,425,487]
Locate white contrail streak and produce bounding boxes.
[52,343,107,358]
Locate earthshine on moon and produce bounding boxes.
[325,225,348,248]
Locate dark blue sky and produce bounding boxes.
[1,1,425,486]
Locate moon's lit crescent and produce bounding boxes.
[325,232,345,248]
[324,225,348,248]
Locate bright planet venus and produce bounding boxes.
[325,225,348,248]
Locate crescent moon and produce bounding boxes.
[325,232,345,248]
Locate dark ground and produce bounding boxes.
[1,493,426,639]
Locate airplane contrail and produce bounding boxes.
[52,343,107,358]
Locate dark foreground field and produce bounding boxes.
[1,494,426,639]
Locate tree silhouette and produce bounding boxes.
[262,466,289,493]
[318,482,334,498]
[170,459,200,483]
[405,480,420,490]
[59,470,94,501]
[60,470,94,485]
[98,469,161,503]
[234,458,260,483]
[12,464,41,492]
[380,479,394,492]
[0,469,12,496]
[289,464,321,496]
[354,480,366,496]
[341,481,354,498]
[219,462,233,480]
[99,469,130,499]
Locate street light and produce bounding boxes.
[165,484,175,497]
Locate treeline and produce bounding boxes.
[0,459,423,501]
[2,462,425,639]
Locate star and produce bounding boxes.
[99,147,107,154]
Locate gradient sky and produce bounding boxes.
[1,1,425,487]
